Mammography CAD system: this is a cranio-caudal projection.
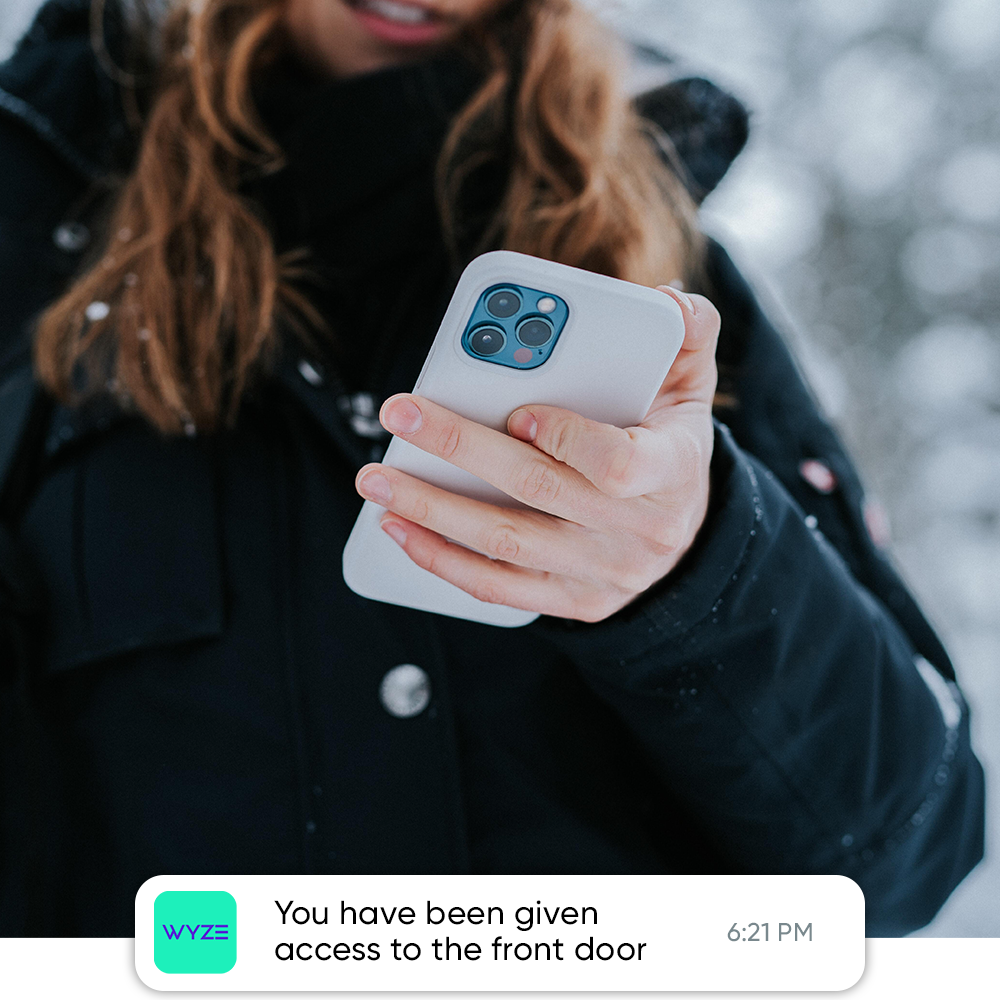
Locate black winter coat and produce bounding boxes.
[0,0,985,937]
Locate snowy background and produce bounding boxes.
[2,0,998,937]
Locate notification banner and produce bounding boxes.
[134,874,865,992]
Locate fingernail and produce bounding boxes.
[358,470,392,505]
[382,396,423,435]
[381,519,407,547]
[660,285,696,314]
[508,408,538,442]
[667,279,686,291]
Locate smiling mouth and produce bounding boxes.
[345,0,439,26]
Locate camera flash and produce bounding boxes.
[537,297,557,314]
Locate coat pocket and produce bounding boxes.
[18,422,224,673]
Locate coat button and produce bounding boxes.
[53,222,91,253]
[379,664,431,718]
[798,458,837,494]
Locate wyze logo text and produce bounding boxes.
[162,923,230,941]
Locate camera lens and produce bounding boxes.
[517,317,554,348]
[469,325,506,357]
[486,290,521,318]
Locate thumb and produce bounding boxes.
[651,286,721,412]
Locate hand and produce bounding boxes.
[355,287,721,623]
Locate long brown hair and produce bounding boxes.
[34,0,702,435]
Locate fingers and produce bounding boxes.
[378,393,618,525]
[507,406,666,499]
[355,463,603,576]
[377,516,624,623]
[357,458,692,586]
[508,401,712,502]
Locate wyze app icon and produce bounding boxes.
[154,890,237,974]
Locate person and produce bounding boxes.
[0,0,985,937]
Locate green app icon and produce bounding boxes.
[154,890,237,974]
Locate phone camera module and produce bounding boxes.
[516,317,554,348]
[486,290,521,318]
[469,325,507,357]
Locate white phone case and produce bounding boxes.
[342,250,686,627]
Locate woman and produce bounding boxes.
[0,0,985,936]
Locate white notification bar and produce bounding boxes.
[135,874,865,992]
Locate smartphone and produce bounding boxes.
[342,250,686,627]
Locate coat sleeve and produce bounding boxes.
[532,287,985,937]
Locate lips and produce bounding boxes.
[345,0,453,46]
